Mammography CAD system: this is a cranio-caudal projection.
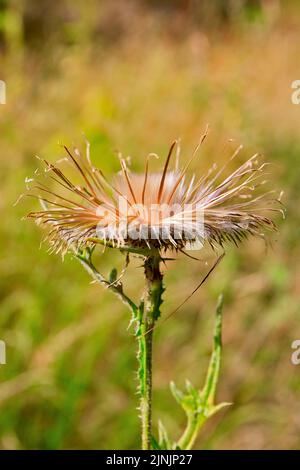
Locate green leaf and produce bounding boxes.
[151,280,165,321]
[158,420,171,450]
[108,267,118,284]
[170,380,201,414]
[185,379,200,402]
[170,381,185,406]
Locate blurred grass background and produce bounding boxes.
[0,0,299,449]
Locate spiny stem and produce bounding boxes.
[140,321,154,450]
[138,253,164,450]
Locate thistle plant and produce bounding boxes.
[24,131,280,450]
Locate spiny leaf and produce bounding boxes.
[170,381,185,405]
[170,381,200,413]
[170,295,228,449]
[185,379,199,402]
[151,280,165,321]
[206,402,232,418]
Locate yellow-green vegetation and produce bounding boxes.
[0,0,299,449]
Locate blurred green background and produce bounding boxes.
[0,0,299,450]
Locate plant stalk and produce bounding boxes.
[139,253,163,450]
[140,321,154,450]
[177,413,205,450]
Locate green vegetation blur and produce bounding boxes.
[0,0,299,449]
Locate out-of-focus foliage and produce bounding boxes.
[0,0,299,449]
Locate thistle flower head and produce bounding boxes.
[25,133,281,256]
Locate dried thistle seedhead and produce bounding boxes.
[24,132,282,256]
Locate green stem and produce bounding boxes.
[140,321,154,450]
[177,413,205,450]
[138,253,164,450]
